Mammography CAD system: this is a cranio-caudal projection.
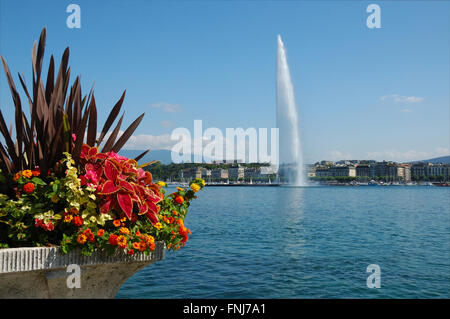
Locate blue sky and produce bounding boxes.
[0,0,449,163]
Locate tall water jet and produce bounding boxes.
[276,35,305,186]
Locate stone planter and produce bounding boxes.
[0,242,165,298]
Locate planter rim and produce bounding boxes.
[0,242,165,274]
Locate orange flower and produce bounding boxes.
[176,187,183,192]
[97,229,105,237]
[172,210,178,216]
[77,234,87,245]
[138,242,147,252]
[175,196,184,205]
[13,172,21,181]
[133,242,140,249]
[23,182,35,194]
[22,170,33,178]
[117,235,127,248]
[113,220,121,227]
[135,230,141,237]
[69,207,79,215]
[32,170,40,177]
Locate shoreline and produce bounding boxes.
[166,182,450,187]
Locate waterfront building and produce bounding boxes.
[228,166,245,180]
[179,167,204,180]
[306,164,316,177]
[410,162,427,179]
[373,161,398,180]
[355,164,370,178]
[244,167,261,179]
[211,168,229,180]
[329,165,356,177]
[315,166,329,177]
[201,169,211,180]
[427,163,450,180]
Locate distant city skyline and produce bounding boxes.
[0,0,448,163]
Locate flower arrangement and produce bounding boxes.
[0,28,205,256]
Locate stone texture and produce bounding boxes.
[0,242,165,298]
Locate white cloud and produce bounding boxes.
[401,108,413,113]
[380,94,424,103]
[100,130,180,150]
[123,133,178,150]
[151,102,182,113]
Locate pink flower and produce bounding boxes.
[45,222,54,231]
[35,219,43,228]
[106,151,128,162]
[137,168,146,179]
[72,134,77,141]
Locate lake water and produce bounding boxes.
[116,186,450,298]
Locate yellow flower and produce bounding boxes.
[176,187,183,192]
[64,214,73,223]
[120,227,130,235]
[156,181,167,187]
[146,235,155,244]
[154,222,162,230]
[201,179,205,186]
[190,183,200,193]
[22,170,33,178]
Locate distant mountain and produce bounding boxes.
[119,149,174,165]
[410,155,450,164]
[118,149,217,165]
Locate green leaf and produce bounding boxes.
[52,181,59,193]
[31,177,46,185]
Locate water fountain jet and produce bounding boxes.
[276,35,306,186]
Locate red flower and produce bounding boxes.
[108,234,118,246]
[34,218,43,228]
[97,229,105,237]
[127,249,135,255]
[23,182,35,194]
[45,222,54,231]
[72,216,84,227]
